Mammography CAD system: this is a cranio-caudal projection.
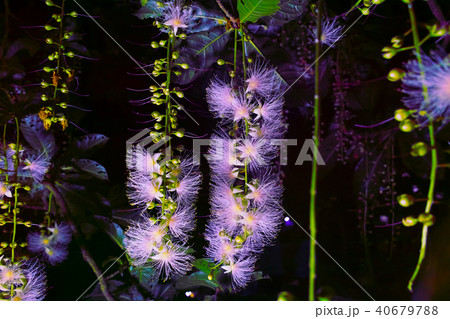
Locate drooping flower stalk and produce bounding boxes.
[124,1,200,281]
[205,20,285,290]
[309,0,323,301]
[403,1,439,292]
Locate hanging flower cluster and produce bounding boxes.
[38,0,83,130]
[0,257,46,301]
[205,60,286,290]
[124,0,200,281]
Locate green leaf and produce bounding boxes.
[175,271,219,291]
[175,28,231,85]
[75,134,109,153]
[237,0,281,23]
[262,0,308,25]
[72,159,109,181]
[193,258,216,274]
[20,114,57,158]
[94,216,124,248]
[134,1,163,20]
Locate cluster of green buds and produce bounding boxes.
[382,23,450,60]
[358,0,386,16]
[0,141,33,260]
[394,108,418,133]
[398,193,435,228]
[39,0,78,130]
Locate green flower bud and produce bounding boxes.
[174,130,184,138]
[394,109,409,121]
[66,51,75,58]
[390,35,404,48]
[172,51,179,60]
[43,66,53,73]
[179,33,187,40]
[151,111,160,118]
[180,63,189,70]
[397,194,414,207]
[46,38,53,44]
[381,46,397,59]
[68,11,78,18]
[44,24,56,31]
[151,41,159,49]
[360,7,370,15]
[217,59,225,66]
[387,68,405,82]
[399,119,416,132]
[402,216,418,227]
[410,142,428,157]
[418,213,435,226]
[175,91,184,98]
[41,94,48,101]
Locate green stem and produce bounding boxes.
[53,0,65,99]
[161,35,174,214]
[241,26,249,192]
[233,28,238,75]
[406,2,437,292]
[10,117,20,264]
[309,0,322,301]
[3,124,8,183]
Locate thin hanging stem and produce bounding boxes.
[309,0,323,301]
[53,0,66,99]
[10,117,20,264]
[406,2,438,292]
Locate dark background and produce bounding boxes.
[1,0,449,300]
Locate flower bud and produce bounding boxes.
[397,194,414,207]
[44,24,56,31]
[387,68,405,82]
[217,59,225,66]
[399,119,416,132]
[418,213,435,226]
[175,91,184,98]
[410,142,428,157]
[402,216,417,227]
[381,46,396,59]
[390,35,403,48]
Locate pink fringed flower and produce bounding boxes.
[151,244,194,280]
[162,1,192,35]
[222,257,256,289]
